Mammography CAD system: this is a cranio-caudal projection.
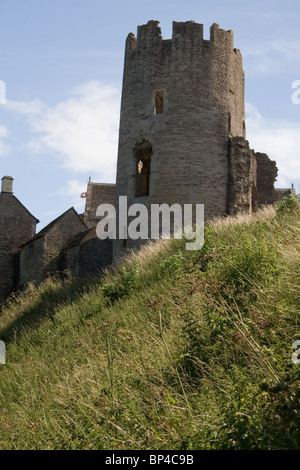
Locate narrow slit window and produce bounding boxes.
[134,140,153,198]
[154,90,164,115]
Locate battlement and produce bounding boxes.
[126,20,236,53]
[210,23,233,47]
[172,20,203,40]
[137,20,162,46]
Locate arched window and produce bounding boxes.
[133,140,153,198]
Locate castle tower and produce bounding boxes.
[114,20,247,257]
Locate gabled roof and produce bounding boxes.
[63,227,97,250]
[0,192,39,223]
[20,207,87,248]
[85,182,115,214]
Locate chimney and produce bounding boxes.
[1,176,14,194]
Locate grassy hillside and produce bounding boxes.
[0,196,300,450]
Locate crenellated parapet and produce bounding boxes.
[121,19,245,135]
[172,20,203,41]
[125,20,240,56]
[210,23,234,48]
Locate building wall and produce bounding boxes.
[19,236,45,287]
[114,20,246,257]
[64,236,113,279]
[19,209,87,288]
[0,193,37,302]
[84,182,115,228]
[44,216,84,272]
[274,187,296,202]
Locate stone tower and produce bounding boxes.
[114,20,274,258]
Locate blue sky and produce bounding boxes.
[0,0,299,229]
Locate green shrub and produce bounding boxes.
[101,264,140,304]
[159,252,185,276]
[276,194,299,214]
[211,233,279,293]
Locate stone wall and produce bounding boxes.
[19,236,45,288]
[227,137,257,215]
[63,228,112,278]
[18,208,87,288]
[43,209,87,276]
[84,182,115,228]
[256,153,278,206]
[0,193,37,302]
[274,187,296,202]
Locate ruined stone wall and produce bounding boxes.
[114,20,245,258]
[227,137,257,215]
[0,194,37,303]
[256,152,278,206]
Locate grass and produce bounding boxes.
[0,196,299,450]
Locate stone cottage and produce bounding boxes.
[18,207,88,288]
[62,226,113,279]
[0,176,39,303]
[83,181,115,228]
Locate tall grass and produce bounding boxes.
[0,197,299,449]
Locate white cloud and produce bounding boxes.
[243,40,300,76]
[245,102,300,189]
[56,178,86,197]
[0,124,10,157]
[56,178,87,211]
[6,81,120,182]
[271,40,300,62]
[6,99,45,115]
[0,125,9,138]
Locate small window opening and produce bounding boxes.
[29,244,34,258]
[133,140,153,198]
[154,90,164,115]
[138,160,143,174]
